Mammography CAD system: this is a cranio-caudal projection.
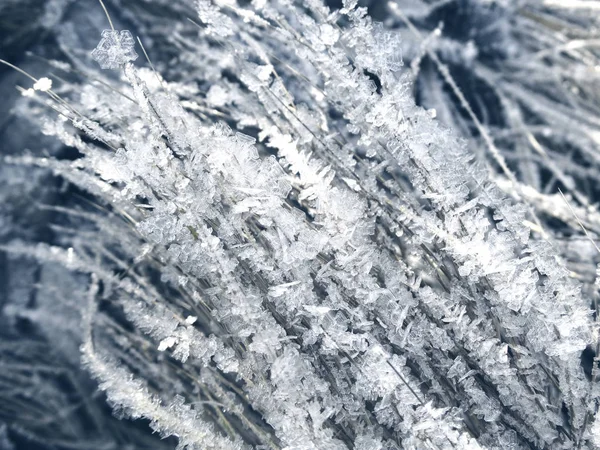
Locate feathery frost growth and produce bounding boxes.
[91,29,139,69]
[1,0,600,449]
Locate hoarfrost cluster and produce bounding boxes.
[1,0,600,449]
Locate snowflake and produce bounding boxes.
[91,30,138,70]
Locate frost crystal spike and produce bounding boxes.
[91,30,138,69]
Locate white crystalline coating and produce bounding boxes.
[341,0,358,13]
[319,24,339,46]
[196,0,235,37]
[136,67,165,90]
[254,64,273,82]
[33,77,52,92]
[206,85,229,107]
[91,30,138,70]
[268,281,301,298]
[341,177,361,192]
[235,131,257,146]
[252,0,267,8]
[157,336,177,351]
[184,315,197,325]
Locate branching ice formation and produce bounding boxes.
[91,29,139,69]
[1,0,600,449]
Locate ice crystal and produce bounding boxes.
[91,30,138,69]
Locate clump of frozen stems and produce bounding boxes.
[3,0,600,449]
